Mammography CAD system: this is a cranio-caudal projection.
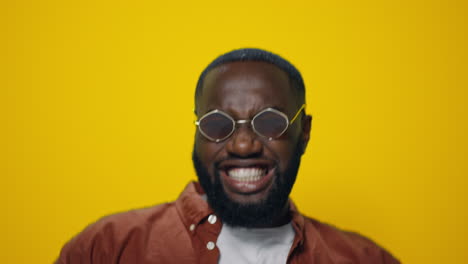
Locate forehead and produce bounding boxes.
[198,61,296,114]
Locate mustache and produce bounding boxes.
[213,157,277,167]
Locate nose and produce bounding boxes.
[225,125,263,158]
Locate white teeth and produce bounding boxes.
[227,167,266,182]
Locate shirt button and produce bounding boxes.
[208,214,217,224]
[206,241,216,250]
[189,224,196,231]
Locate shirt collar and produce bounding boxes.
[175,181,306,241]
[175,181,215,230]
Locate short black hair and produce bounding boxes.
[195,48,306,111]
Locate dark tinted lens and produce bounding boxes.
[253,110,288,138]
[199,112,234,140]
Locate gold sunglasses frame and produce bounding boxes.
[195,104,306,142]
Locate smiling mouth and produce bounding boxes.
[218,161,276,195]
[226,167,268,182]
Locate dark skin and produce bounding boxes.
[194,61,312,227]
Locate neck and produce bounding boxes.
[249,201,291,228]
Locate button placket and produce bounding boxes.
[195,214,222,263]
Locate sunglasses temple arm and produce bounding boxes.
[290,104,306,124]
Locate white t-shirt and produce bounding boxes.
[216,222,295,264]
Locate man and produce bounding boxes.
[57,48,400,263]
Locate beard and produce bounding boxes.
[192,141,303,228]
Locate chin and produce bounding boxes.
[192,143,302,227]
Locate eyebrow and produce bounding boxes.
[199,105,288,118]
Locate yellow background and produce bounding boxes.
[2,0,467,263]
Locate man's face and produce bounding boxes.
[193,61,311,227]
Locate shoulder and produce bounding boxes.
[76,202,176,240]
[56,202,177,263]
[302,216,400,263]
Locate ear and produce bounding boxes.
[300,114,312,154]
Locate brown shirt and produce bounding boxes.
[56,182,400,264]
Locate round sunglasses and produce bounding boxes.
[195,104,306,142]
